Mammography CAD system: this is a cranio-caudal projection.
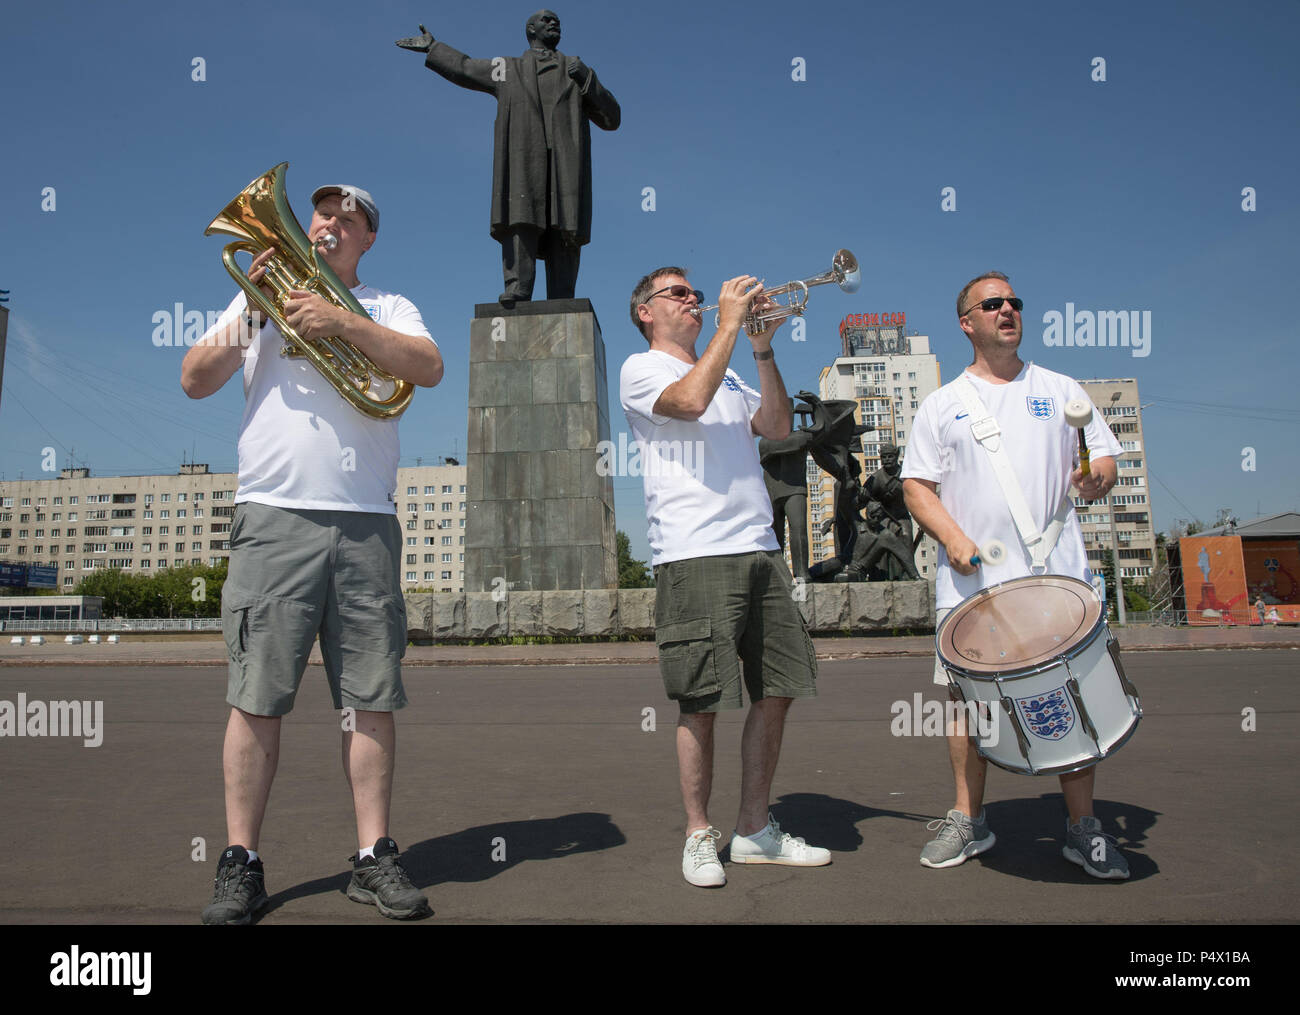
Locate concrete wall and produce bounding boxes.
[404,581,935,640]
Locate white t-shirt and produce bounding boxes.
[901,362,1122,609]
[204,285,435,514]
[620,350,779,566]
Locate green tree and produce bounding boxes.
[73,568,145,617]
[617,531,653,588]
[150,562,227,618]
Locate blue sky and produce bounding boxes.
[2,0,1297,565]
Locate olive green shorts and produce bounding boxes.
[653,550,817,714]
[221,502,408,717]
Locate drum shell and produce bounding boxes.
[936,576,1142,776]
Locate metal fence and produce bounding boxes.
[0,618,223,633]
[1124,608,1291,628]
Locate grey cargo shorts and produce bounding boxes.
[221,501,408,717]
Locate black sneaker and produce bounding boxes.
[201,845,268,925]
[347,837,430,919]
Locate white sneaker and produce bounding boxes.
[682,827,726,887]
[730,814,831,866]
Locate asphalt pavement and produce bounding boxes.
[0,642,1295,924]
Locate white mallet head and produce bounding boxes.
[1064,398,1093,430]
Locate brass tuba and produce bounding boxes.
[205,162,413,419]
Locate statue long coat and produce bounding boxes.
[424,42,621,245]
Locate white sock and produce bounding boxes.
[357,846,375,860]
[245,850,259,863]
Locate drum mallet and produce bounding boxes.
[969,539,1007,567]
[1065,398,1093,476]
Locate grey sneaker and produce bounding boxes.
[920,809,995,868]
[201,845,268,925]
[347,837,431,918]
[1063,816,1130,880]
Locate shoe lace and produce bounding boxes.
[1077,826,1120,850]
[925,815,968,844]
[212,861,258,902]
[687,827,721,864]
[768,817,806,849]
[369,854,416,891]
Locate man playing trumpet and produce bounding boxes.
[182,182,443,922]
[620,267,830,888]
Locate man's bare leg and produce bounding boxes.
[677,711,716,834]
[343,710,395,849]
[736,696,792,835]
[947,705,988,819]
[224,708,281,851]
[1060,764,1096,825]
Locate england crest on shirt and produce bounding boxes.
[722,376,742,392]
[361,303,381,322]
[1026,396,1055,420]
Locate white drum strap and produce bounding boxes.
[954,375,1073,572]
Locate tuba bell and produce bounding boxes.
[205,162,414,420]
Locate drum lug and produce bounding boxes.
[1065,674,1100,747]
[1107,637,1143,714]
[998,695,1034,774]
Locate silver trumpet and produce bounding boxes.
[691,249,860,336]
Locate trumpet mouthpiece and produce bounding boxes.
[316,234,339,251]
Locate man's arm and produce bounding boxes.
[749,343,793,440]
[282,291,443,388]
[903,477,978,576]
[652,276,759,420]
[181,247,277,399]
[181,313,250,399]
[1072,455,1116,501]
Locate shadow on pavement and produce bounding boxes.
[264,812,626,915]
[733,792,936,857]
[973,793,1161,883]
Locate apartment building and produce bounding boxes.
[0,462,467,593]
[1077,378,1156,584]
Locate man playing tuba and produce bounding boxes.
[183,181,443,923]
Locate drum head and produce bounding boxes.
[938,575,1104,676]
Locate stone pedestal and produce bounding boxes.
[466,299,617,592]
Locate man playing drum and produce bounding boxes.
[901,271,1130,879]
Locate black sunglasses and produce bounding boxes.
[647,284,704,304]
[962,296,1023,315]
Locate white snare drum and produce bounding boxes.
[936,575,1142,776]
